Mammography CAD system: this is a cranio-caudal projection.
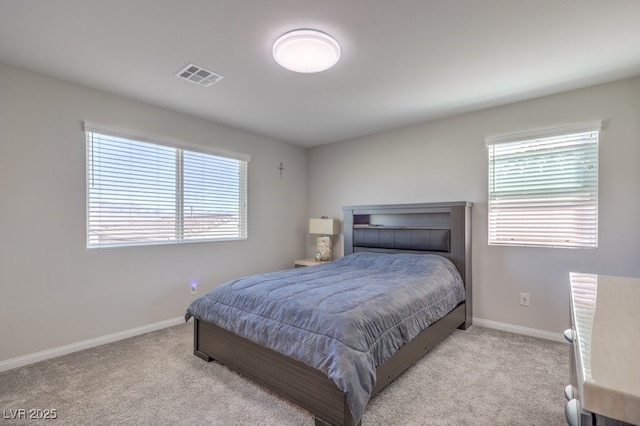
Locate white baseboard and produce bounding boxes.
[0,316,565,373]
[0,316,185,373]
[472,317,566,343]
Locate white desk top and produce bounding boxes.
[570,272,640,425]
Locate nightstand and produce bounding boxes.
[294,259,327,268]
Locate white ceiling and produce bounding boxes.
[1,1,639,147]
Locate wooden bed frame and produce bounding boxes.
[193,201,472,426]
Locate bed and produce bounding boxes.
[186,201,472,426]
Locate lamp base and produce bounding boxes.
[316,235,332,261]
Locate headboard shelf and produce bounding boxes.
[353,225,450,230]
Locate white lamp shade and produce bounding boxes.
[309,218,340,235]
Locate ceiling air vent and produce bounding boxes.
[175,63,224,87]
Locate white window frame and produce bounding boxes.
[85,122,249,248]
[486,121,600,249]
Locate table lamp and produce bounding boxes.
[309,217,340,261]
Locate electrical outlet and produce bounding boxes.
[520,293,530,306]
[190,282,198,296]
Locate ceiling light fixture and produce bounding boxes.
[272,29,341,73]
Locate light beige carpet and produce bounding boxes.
[0,323,568,425]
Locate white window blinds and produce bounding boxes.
[486,122,600,248]
[85,123,249,248]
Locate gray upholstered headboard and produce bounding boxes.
[352,227,451,253]
[342,201,472,320]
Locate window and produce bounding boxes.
[486,122,600,248]
[85,123,249,248]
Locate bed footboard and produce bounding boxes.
[193,302,465,426]
[194,318,358,426]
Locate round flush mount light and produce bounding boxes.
[272,29,341,73]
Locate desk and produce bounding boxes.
[566,273,640,426]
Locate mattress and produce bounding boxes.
[185,252,465,423]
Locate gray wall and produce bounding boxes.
[308,76,640,335]
[2,59,638,363]
[0,63,308,362]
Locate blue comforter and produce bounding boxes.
[185,252,465,423]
